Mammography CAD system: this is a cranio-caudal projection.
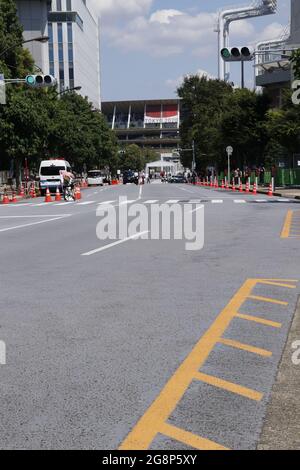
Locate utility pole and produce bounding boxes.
[192,140,196,172]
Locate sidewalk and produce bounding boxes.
[257,186,300,200]
[258,296,300,450]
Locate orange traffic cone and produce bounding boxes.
[268,182,273,197]
[2,191,9,204]
[239,182,243,193]
[19,185,25,198]
[45,187,52,203]
[232,180,236,192]
[221,180,225,189]
[253,182,257,195]
[11,190,17,203]
[225,180,229,190]
[75,185,82,200]
[215,179,219,189]
[31,184,36,198]
[245,181,250,193]
[55,187,61,202]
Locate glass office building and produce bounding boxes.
[15,0,101,109]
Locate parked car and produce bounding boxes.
[168,175,187,184]
[87,170,104,186]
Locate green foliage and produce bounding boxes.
[290,49,300,80]
[178,75,233,170]
[178,75,272,171]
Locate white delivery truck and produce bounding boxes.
[39,159,72,195]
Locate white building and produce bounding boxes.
[15,0,101,109]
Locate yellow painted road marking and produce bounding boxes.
[258,280,297,289]
[119,279,294,450]
[219,337,272,357]
[159,423,229,451]
[248,295,288,306]
[194,372,263,401]
[236,313,282,328]
[281,210,293,238]
[281,210,300,239]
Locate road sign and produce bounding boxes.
[0,73,6,105]
[226,146,233,155]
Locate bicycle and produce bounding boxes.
[63,182,76,202]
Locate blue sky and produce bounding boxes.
[90,0,290,101]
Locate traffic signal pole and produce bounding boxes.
[241,61,245,89]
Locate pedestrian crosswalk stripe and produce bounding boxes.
[189,200,202,204]
[256,199,268,203]
[166,200,179,204]
[33,202,54,206]
[234,200,246,204]
[211,200,223,204]
[98,200,115,205]
[144,200,158,204]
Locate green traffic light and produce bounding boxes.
[26,75,35,86]
[221,48,230,59]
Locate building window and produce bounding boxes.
[67,22,74,90]
[66,0,72,10]
[57,22,64,91]
[48,23,55,76]
[56,0,62,11]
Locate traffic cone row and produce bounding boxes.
[45,187,52,203]
[268,182,273,197]
[1,191,9,204]
[55,187,61,202]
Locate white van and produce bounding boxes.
[39,159,72,194]
[87,170,104,186]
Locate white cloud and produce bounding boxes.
[90,0,153,18]
[150,10,184,24]
[166,69,215,90]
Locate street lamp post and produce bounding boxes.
[0,36,49,58]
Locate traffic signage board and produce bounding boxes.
[226,146,233,155]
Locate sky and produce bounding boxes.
[89,0,290,101]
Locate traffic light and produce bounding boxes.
[220,47,253,62]
[25,74,57,88]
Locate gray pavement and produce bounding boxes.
[0,182,299,449]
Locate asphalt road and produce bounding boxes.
[0,182,299,450]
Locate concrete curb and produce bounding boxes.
[257,296,300,450]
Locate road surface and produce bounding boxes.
[0,182,299,449]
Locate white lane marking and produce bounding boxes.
[32,202,54,206]
[54,202,74,206]
[0,203,32,207]
[81,231,149,256]
[277,198,291,202]
[139,185,143,199]
[189,200,202,204]
[256,199,268,203]
[144,200,158,204]
[234,199,246,204]
[0,216,70,233]
[211,200,223,204]
[97,200,115,205]
[189,205,204,214]
[120,200,136,205]
[76,201,95,206]
[0,214,71,218]
[166,200,179,204]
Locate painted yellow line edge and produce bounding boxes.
[159,423,229,451]
[281,210,293,238]
[258,280,297,289]
[236,313,282,328]
[248,295,289,306]
[119,278,272,450]
[194,372,263,401]
[219,337,272,357]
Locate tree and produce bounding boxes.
[120,144,145,172]
[178,75,233,171]
[220,89,270,169]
